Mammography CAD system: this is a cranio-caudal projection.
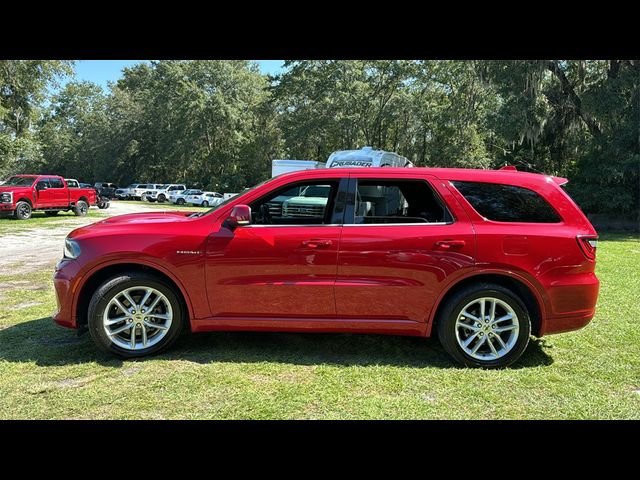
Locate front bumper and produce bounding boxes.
[52,259,81,329]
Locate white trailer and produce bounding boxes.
[271,160,326,177]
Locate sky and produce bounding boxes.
[69,60,285,91]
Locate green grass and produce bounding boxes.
[0,209,107,235]
[0,233,638,419]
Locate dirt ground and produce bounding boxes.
[0,202,157,274]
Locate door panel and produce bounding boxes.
[34,179,53,208]
[205,225,340,318]
[335,174,476,322]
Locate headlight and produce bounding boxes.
[63,238,81,259]
[1,192,12,203]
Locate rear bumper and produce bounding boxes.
[539,272,600,335]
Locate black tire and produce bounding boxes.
[74,200,89,216]
[157,194,166,203]
[45,210,59,216]
[87,271,184,358]
[436,283,531,368]
[176,198,185,205]
[201,200,209,208]
[14,201,32,220]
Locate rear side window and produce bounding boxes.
[452,181,561,223]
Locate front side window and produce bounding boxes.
[250,180,339,225]
[452,181,562,223]
[48,178,64,189]
[351,179,452,224]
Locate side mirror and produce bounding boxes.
[225,204,251,228]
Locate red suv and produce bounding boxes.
[53,167,599,367]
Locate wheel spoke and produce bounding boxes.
[461,310,481,323]
[122,291,137,310]
[470,336,486,354]
[486,336,499,357]
[480,299,486,321]
[113,298,130,315]
[144,320,168,330]
[108,322,133,336]
[492,313,513,325]
[105,315,129,326]
[130,326,137,348]
[457,322,479,332]
[492,333,508,350]
[489,299,496,322]
[146,295,162,313]
[148,313,170,320]
[139,288,153,310]
[463,332,480,348]
[494,325,517,333]
[141,324,148,347]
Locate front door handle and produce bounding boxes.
[434,239,466,249]
[301,239,333,249]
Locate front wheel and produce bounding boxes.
[87,272,184,358]
[157,194,166,203]
[14,201,32,220]
[176,198,185,205]
[436,283,531,368]
[74,200,89,216]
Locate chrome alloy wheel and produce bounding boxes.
[455,297,519,361]
[102,286,173,350]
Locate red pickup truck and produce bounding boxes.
[0,174,98,220]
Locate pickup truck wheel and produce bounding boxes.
[74,200,89,217]
[45,211,59,216]
[176,198,185,205]
[87,272,184,358]
[201,200,209,208]
[15,201,32,220]
[436,283,531,369]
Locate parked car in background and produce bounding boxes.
[94,182,118,199]
[114,188,128,200]
[188,191,224,207]
[54,166,599,367]
[122,184,144,200]
[140,184,167,202]
[154,184,187,203]
[1,174,98,220]
[169,189,202,205]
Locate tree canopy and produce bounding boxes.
[0,59,637,217]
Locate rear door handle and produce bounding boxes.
[434,239,466,249]
[301,239,333,249]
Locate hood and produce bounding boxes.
[98,211,193,225]
[285,196,328,205]
[0,185,32,193]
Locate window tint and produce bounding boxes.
[36,179,50,189]
[352,179,452,224]
[48,178,64,188]
[452,181,561,223]
[250,181,338,225]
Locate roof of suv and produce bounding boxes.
[275,167,568,186]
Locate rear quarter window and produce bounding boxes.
[452,181,562,223]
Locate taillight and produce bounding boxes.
[577,235,598,260]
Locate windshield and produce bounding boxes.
[3,176,37,187]
[191,177,274,218]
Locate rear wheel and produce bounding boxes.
[201,200,209,208]
[14,201,32,220]
[157,194,166,203]
[87,272,184,358]
[74,200,88,216]
[177,198,185,205]
[437,283,531,368]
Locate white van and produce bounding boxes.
[326,146,413,168]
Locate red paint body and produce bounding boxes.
[53,168,599,338]
[0,174,97,215]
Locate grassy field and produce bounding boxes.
[0,231,638,419]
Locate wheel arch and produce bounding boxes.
[75,261,193,331]
[428,272,545,337]
[16,197,33,207]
